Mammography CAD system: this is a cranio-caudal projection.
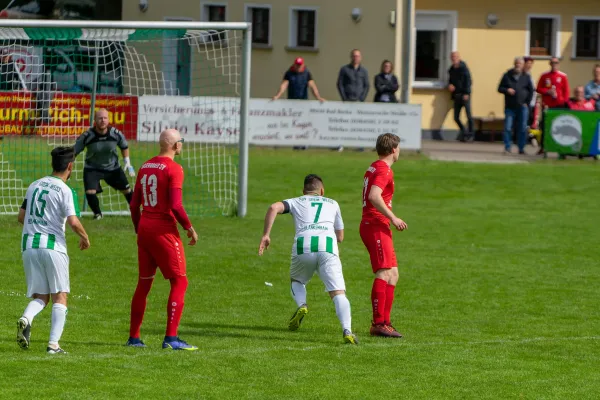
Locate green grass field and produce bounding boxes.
[1,147,599,399]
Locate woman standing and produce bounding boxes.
[374,60,399,103]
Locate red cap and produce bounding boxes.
[294,57,304,65]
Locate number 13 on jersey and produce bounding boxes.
[140,174,158,207]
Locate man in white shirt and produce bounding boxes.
[16,146,90,354]
[258,174,357,344]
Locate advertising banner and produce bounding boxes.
[0,91,138,139]
[137,96,422,150]
[544,109,600,156]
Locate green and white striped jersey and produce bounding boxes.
[283,195,344,256]
[21,176,79,254]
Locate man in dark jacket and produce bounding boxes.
[337,49,369,102]
[448,52,473,141]
[497,57,534,154]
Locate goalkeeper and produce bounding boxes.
[74,108,135,219]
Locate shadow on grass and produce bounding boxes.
[186,322,290,333]
[142,322,326,344]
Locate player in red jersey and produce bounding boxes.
[125,129,199,350]
[360,133,407,338]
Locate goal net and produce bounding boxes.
[0,21,250,217]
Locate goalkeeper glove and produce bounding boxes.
[124,157,135,177]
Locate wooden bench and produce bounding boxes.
[473,116,505,142]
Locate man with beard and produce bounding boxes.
[16,146,90,354]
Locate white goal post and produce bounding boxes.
[0,19,251,217]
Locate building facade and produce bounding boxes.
[122,0,600,135]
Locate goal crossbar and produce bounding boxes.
[0,19,251,32]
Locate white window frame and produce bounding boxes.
[288,6,319,49]
[412,10,458,89]
[200,2,228,22]
[572,16,600,59]
[525,14,561,58]
[244,3,272,47]
[162,16,194,96]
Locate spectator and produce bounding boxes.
[272,57,323,151]
[337,49,369,102]
[498,57,534,155]
[448,51,473,142]
[523,56,539,128]
[272,57,324,102]
[566,86,597,160]
[567,86,595,111]
[373,60,399,103]
[536,57,570,154]
[584,64,600,111]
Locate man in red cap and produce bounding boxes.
[272,57,324,102]
[536,57,570,154]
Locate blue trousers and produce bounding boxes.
[503,106,528,152]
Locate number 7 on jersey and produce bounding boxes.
[311,202,322,223]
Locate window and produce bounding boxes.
[526,15,561,57]
[245,5,271,46]
[201,3,227,42]
[413,11,457,88]
[574,18,600,58]
[205,4,226,22]
[289,8,317,48]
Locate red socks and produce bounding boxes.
[166,276,189,337]
[384,284,396,325]
[129,275,189,339]
[371,278,388,325]
[130,278,154,338]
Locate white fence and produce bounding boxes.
[137,97,422,150]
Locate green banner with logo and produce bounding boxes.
[544,109,600,155]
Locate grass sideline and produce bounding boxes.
[1,147,599,399]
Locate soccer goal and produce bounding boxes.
[0,19,251,217]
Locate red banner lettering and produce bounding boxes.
[0,91,138,139]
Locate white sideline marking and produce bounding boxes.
[0,290,92,300]
[9,336,600,362]
[226,335,600,355]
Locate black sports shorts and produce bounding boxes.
[83,168,130,194]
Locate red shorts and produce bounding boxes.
[360,221,397,272]
[137,222,186,280]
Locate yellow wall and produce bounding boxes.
[122,0,600,131]
[415,0,600,131]
[123,0,397,101]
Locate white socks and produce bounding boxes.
[333,294,352,332]
[291,281,307,307]
[22,298,46,324]
[49,304,67,346]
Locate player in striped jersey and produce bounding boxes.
[16,147,90,354]
[258,174,357,344]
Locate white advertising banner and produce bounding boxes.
[137,96,422,150]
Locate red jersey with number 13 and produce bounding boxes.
[134,156,184,225]
[361,160,394,225]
